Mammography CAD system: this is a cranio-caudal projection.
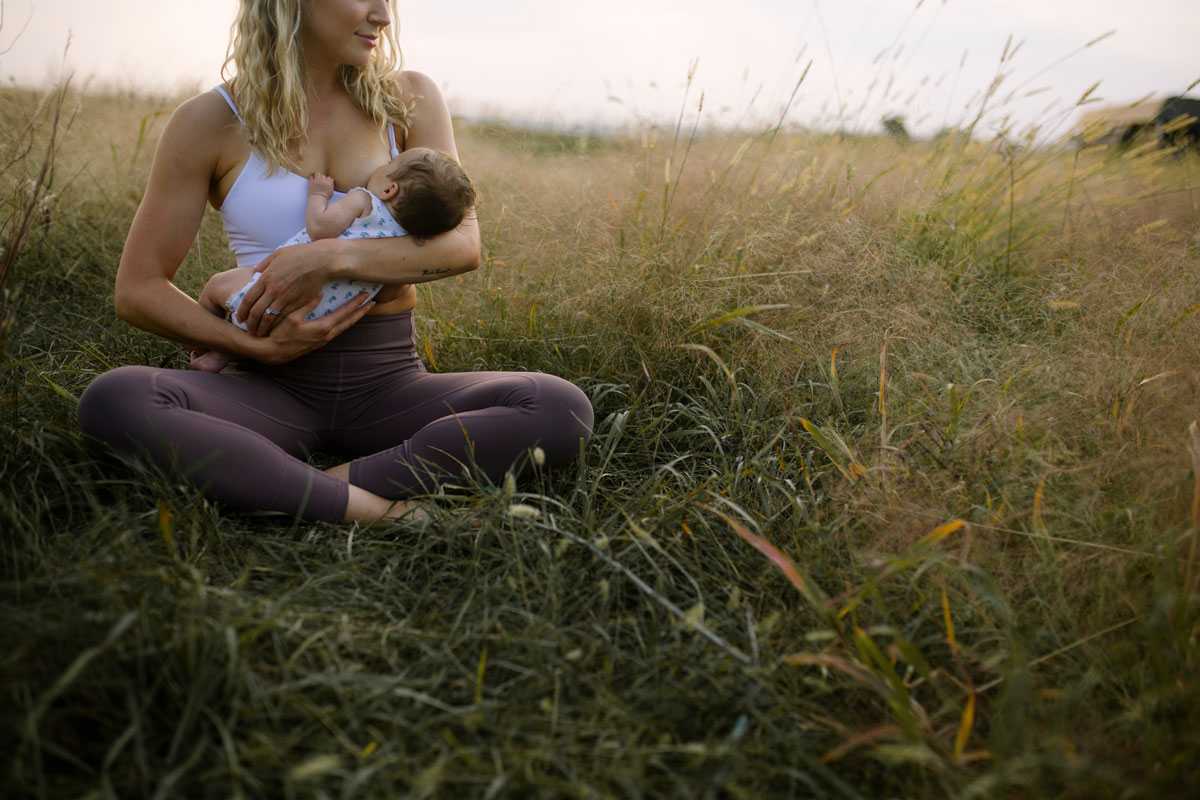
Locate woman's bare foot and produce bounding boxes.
[190,349,233,373]
[329,462,427,524]
[343,484,427,524]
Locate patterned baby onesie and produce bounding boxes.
[225,189,407,329]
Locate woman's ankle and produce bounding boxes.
[343,485,424,524]
[325,462,351,481]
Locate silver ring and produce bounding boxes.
[265,308,283,316]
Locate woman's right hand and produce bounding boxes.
[237,240,336,336]
[246,292,374,364]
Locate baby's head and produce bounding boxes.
[366,147,476,242]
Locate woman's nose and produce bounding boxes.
[368,1,392,27]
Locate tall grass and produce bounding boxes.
[2,71,1199,798]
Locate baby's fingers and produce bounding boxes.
[309,172,335,194]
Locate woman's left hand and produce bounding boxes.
[236,240,332,335]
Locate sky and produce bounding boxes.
[2,0,1197,138]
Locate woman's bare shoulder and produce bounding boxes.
[154,89,245,177]
[395,71,446,106]
[393,71,455,153]
[168,88,241,131]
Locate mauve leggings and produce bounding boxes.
[77,312,594,522]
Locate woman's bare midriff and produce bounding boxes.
[369,284,416,314]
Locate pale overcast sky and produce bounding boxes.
[2,1,1197,137]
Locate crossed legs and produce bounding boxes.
[77,365,593,523]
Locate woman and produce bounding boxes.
[77,0,594,524]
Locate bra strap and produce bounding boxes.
[213,86,245,125]
[387,123,399,157]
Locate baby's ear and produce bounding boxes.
[378,181,400,201]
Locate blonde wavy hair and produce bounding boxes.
[221,0,412,174]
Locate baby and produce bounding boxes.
[193,146,475,372]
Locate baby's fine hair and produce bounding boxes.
[387,149,476,242]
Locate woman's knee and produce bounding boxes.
[77,366,158,445]
[530,374,594,460]
[542,375,593,435]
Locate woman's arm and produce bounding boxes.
[239,72,481,335]
[114,92,374,363]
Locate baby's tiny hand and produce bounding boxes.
[309,172,336,200]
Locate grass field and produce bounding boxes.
[2,80,1200,798]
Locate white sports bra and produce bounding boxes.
[213,86,400,267]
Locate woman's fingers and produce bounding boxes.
[256,294,372,364]
[269,294,323,336]
[236,251,279,330]
[242,270,306,336]
[236,269,268,328]
[305,293,373,343]
[242,246,331,336]
[244,277,295,336]
[323,294,374,338]
[285,292,363,341]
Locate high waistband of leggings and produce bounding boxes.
[234,310,424,384]
[322,310,416,351]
